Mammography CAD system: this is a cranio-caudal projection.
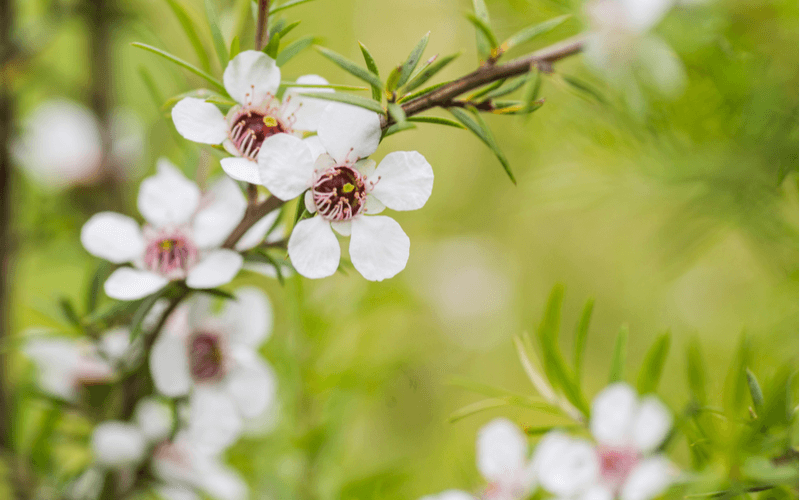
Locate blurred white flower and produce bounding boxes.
[92,421,148,469]
[13,100,143,190]
[149,287,276,453]
[258,105,434,281]
[135,397,174,444]
[535,383,678,500]
[80,159,277,300]
[172,50,330,184]
[584,0,686,99]
[419,491,476,500]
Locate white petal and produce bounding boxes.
[363,195,385,215]
[582,485,615,500]
[235,209,280,251]
[193,176,247,249]
[476,418,527,484]
[171,97,228,144]
[288,216,340,279]
[286,74,334,132]
[621,0,673,32]
[354,158,377,177]
[591,382,638,447]
[257,133,315,200]
[620,456,675,500]
[304,190,316,213]
[134,397,174,444]
[220,156,261,184]
[632,396,672,453]
[349,216,409,281]
[223,50,281,105]
[637,35,686,98]
[195,460,248,500]
[223,286,273,347]
[188,386,242,453]
[92,422,147,468]
[331,220,351,236]
[226,347,277,418]
[420,491,476,500]
[104,268,169,300]
[534,432,599,497]
[303,135,326,161]
[186,250,243,289]
[150,331,191,397]
[156,485,200,500]
[371,151,434,211]
[318,104,381,164]
[138,158,201,227]
[81,212,144,263]
[24,338,81,401]
[99,327,140,368]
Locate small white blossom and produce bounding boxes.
[257,104,434,281]
[80,159,276,300]
[534,382,678,500]
[171,50,331,184]
[149,287,276,452]
[92,421,148,469]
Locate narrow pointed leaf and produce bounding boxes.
[314,45,383,90]
[471,0,492,60]
[402,52,461,93]
[483,74,532,99]
[465,13,498,51]
[138,66,164,110]
[466,79,505,100]
[501,15,571,52]
[269,0,316,15]
[609,325,628,383]
[637,331,671,394]
[276,35,316,66]
[277,20,301,39]
[396,32,430,89]
[204,0,228,68]
[522,69,542,114]
[562,75,606,103]
[129,287,172,343]
[687,338,707,403]
[448,107,516,184]
[358,41,382,101]
[385,66,402,93]
[382,122,416,138]
[398,80,453,103]
[297,92,384,114]
[573,298,594,380]
[132,43,226,93]
[162,89,236,112]
[58,298,82,329]
[387,102,406,125]
[229,35,240,58]
[407,116,465,129]
[164,0,212,72]
[264,30,282,57]
[745,368,764,412]
[280,81,368,91]
[194,288,237,301]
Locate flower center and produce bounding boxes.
[598,445,639,489]
[229,110,286,160]
[188,332,225,382]
[143,231,198,279]
[311,166,368,221]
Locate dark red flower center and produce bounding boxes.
[311,166,368,221]
[189,333,225,382]
[230,111,286,159]
[144,233,197,279]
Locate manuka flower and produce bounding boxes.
[535,382,677,500]
[149,287,276,452]
[80,159,265,300]
[171,50,331,184]
[257,104,434,281]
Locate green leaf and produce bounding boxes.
[229,35,240,58]
[386,102,406,125]
[398,80,453,103]
[264,30,281,58]
[396,32,430,90]
[745,368,764,412]
[162,89,236,111]
[58,297,81,329]
[471,0,492,61]
[608,325,628,383]
[637,331,671,394]
[725,333,752,412]
[85,262,111,314]
[276,35,316,67]
[407,116,465,129]
[524,424,581,436]
[129,287,171,343]
[280,81,368,91]
[447,107,516,184]
[562,75,606,103]
[164,0,212,72]
[138,66,164,110]
[522,69,542,114]
[466,79,505,100]
[482,74,532,99]
[204,0,228,68]
[501,15,571,52]
[269,0,316,15]
[385,66,402,93]
[131,43,226,93]
[448,397,559,423]
[402,52,461,93]
[358,41,382,101]
[573,298,594,380]
[314,45,383,90]
[382,122,416,138]
[297,91,384,114]
[465,12,498,52]
[194,288,237,301]
[686,338,707,403]
[276,20,301,39]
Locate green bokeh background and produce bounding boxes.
[8,0,798,498]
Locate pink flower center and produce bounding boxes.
[143,230,198,279]
[598,445,639,490]
[188,332,225,382]
[311,165,368,221]
[229,108,288,160]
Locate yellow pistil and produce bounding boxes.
[263,116,278,127]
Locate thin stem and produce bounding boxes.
[381,35,585,129]
[254,0,269,51]
[222,195,285,249]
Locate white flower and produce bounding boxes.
[171,50,331,184]
[80,158,276,300]
[476,418,538,500]
[23,334,116,402]
[149,287,276,452]
[419,491,476,500]
[534,383,678,500]
[257,104,434,281]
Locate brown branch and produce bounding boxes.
[381,34,585,129]
[222,195,285,249]
[254,0,269,51]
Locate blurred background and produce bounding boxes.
[3,0,798,498]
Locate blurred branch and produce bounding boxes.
[381,35,585,129]
[255,0,270,51]
[222,195,285,249]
